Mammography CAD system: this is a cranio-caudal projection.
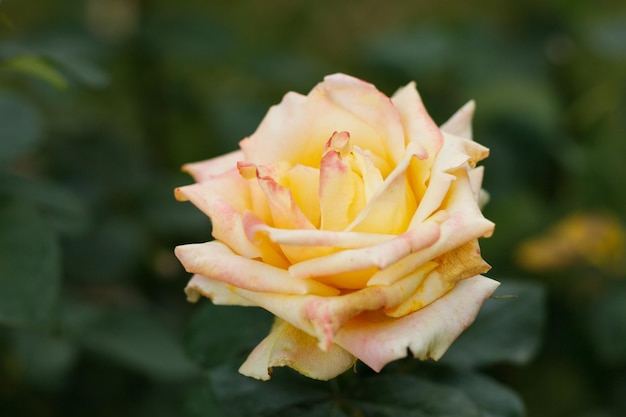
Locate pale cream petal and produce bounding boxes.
[239,319,355,381]
[239,162,317,231]
[319,132,366,231]
[384,240,490,317]
[283,164,321,227]
[225,263,437,351]
[440,100,475,140]
[182,150,246,182]
[175,241,339,296]
[369,169,494,286]
[383,269,452,317]
[391,82,442,191]
[288,217,442,280]
[319,73,406,164]
[346,141,422,234]
[184,274,255,306]
[175,169,263,260]
[351,146,384,202]
[468,166,485,202]
[409,133,489,228]
[334,275,500,372]
[409,170,455,228]
[240,75,396,175]
[243,211,395,249]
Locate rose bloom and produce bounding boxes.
[175,74,499,380]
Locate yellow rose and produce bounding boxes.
[175,74,499,380]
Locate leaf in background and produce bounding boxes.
[0,198,60,326]
[0,92,42,164]
[0,171,87,235]
[183,382,229,417]
[63,305,198,381]
[9,328,78,389]
[0,11,15,29]
[185,302,273,369]
[1,55,68,89]
[586,284,626,365]
[441,279,546,368]
[434,370,525,417]
[344,374,481,417]
[209,366,329,417]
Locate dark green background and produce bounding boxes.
[1,1,625,416]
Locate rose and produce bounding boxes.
[175,74,499,380]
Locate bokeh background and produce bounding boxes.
[1,1,626,416]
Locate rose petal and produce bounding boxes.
[384,240,490,317]
[224,262,438,351]
[318,74,406,165]
[409,133,489,228]
[440,100,475,140]
[240,162,317,231]
[184,274,255,306]
[391,81,442,197]
[243,211,395,248]
[468,166,485,202]
[283,164,321,227]
[288,216,442,280]
[175,241,339,296]
[346,141,421,234]
[239,319,355,381]
[383,269,453,317]
[319,132,366,231]
[334,275,500,372]
[351,146,384,201]
[240,74,404,176]
[175,169,267,261]
[182,150,245,182]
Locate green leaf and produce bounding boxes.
[64,304,199,381]
[0,92,42,164]
[435,370,525,417]
[0,198,60,327]
[344,374,482,417]
[209,366,330,417]
[0,171,87,235]
[441,279,546,368]
[9,328,78,389]
[1,55,68,89]
[183,382,229,417]
[185,302,273,369]
[586,284,626,365]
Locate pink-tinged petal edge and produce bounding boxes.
[239,319,356,381]
[175,241,339,297]
[182,150,245,182]
[334,275,500,372]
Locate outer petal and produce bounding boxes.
[318,74,406,164]
[288,216,442,280]
[175,241,339,297]
[174,169,265,260]
[240,74,404,175]
[391,82,443,197]
[184,274,255,306]
[222,262,437,351]
[239,319,355,381]
[334,275,500,372]
[409,132,489,227]
[440,100,475,140]
[182,150,245,182]
[243,211,395,249]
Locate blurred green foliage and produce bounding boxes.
[1,0,626,416]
